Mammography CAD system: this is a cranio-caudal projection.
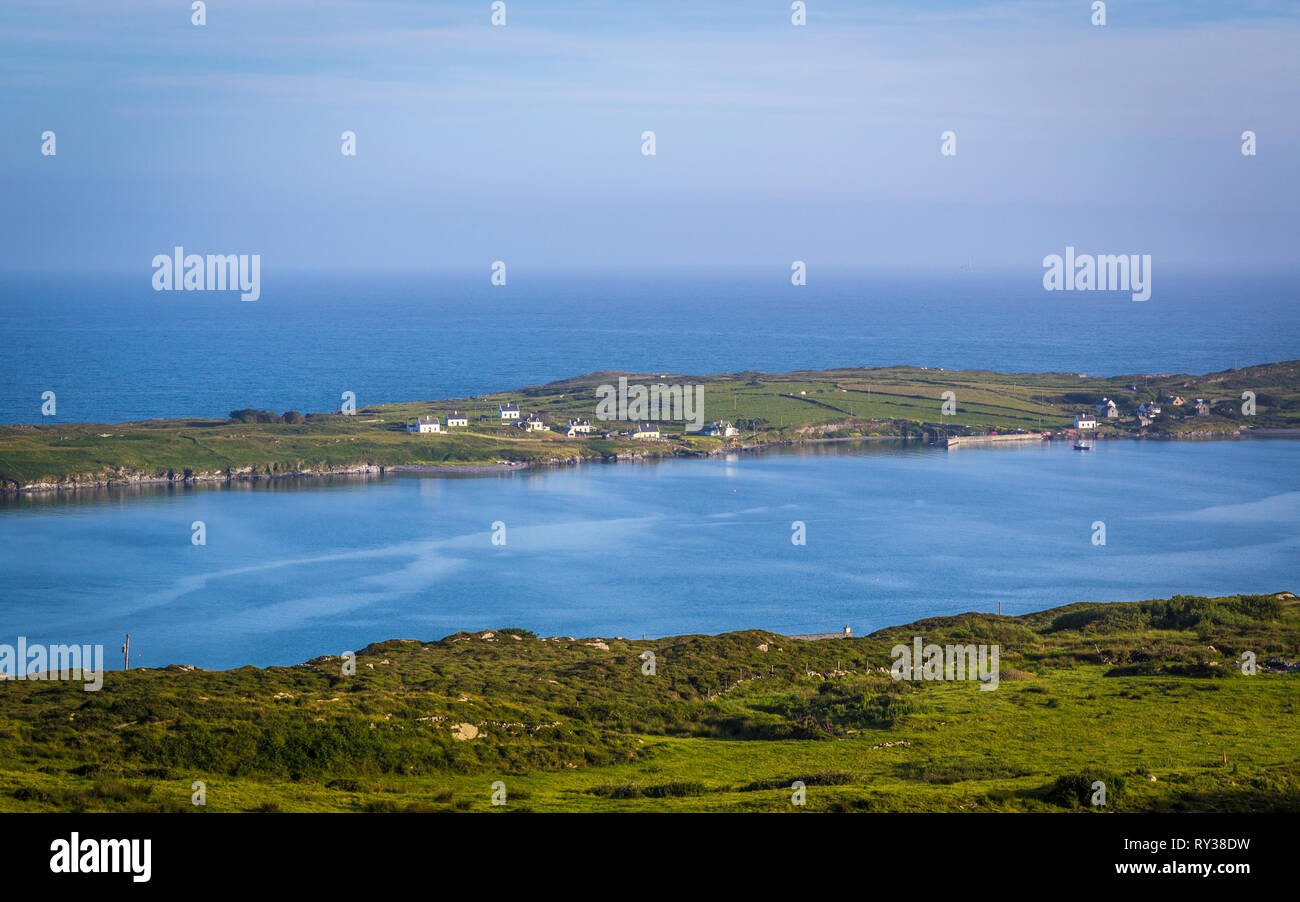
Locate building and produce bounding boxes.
[631,423,660,439]
[704,420,739,437]
[1138,402,1161,418]
[1137,415,1152,427]
[446,411,468,427]
[518,414,547,432]
[406,417,441,434]
[1074,413,1097,430]
[498,403,520,420]
[1195,399,1212,416]
[565,418,593,437]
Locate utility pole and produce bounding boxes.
[122,634,130,671]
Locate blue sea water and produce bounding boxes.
[2,265,1296,425]
[0,440,1296,669]
[2,267,1296,668]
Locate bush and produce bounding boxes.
[228,408,278,424]
[1046,772,1125,807]
[740,772,852,792]
[588,781,706,798]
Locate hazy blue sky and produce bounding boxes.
[1,0,1296,269]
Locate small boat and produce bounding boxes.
[1073,440,1093,451]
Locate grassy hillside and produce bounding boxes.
[3,360,1298,490]
[2,592,1297,813]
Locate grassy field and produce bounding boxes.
[2,592,1296,813]
[3,360,1298,490]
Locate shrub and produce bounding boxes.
[1046,772,1125,807]
[228,408,278,424]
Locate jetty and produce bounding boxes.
[944,433,1046,449]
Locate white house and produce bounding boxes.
[1074,413,1097,430]
[407,417,442,434]
[1105,404,1120,418]
[519,414,547,432]
[565,418,593,437]
[498,403,520,420]
[631,423,661,439]
[704,420,739,437]
[446,410,468,427]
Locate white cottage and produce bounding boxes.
[407,417,442,434]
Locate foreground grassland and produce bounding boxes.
[3,361,1298,490]
[2,593,1297,812]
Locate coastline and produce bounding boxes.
[4,428,1296,497]
[4,360,1296,495]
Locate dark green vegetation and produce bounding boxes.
[2,592,1296,812]
[3,361,1297,490]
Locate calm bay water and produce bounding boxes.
[2,266,1297,425]
[2,439,1295,669]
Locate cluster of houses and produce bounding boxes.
[405,410,469,433]
[407,406,745,441]
[480,402,549,432]
[1073,395,1210,430]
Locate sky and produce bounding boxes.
[1,0,1297,270]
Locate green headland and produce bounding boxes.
[3,360,1298,492]
[2,591,1297,812]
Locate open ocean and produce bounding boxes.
[3,265,1296,425]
